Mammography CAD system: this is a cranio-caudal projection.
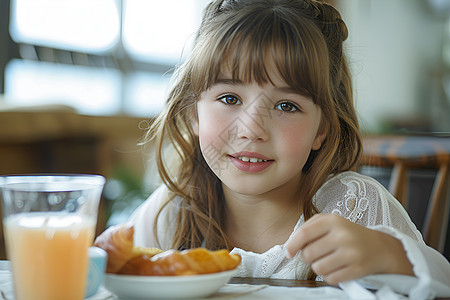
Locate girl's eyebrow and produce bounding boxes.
[213,78,243,86]
[214,78,294,92]
[213,78,308,99]
[275,86,301,95]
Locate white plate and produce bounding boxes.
[104,269,238,299]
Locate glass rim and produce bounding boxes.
[0,173,106,189]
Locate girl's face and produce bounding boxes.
[194,66,326,197]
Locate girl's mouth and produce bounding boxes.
[228,152,274,173]
[235,156,269,163]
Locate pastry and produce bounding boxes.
[94,223,240,276]
[93,223,162,273]
[118,248,241,276]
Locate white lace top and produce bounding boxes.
[129,171,450,299]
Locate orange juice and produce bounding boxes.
[4,213,95,300]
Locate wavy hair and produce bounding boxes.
[143,0,362,257]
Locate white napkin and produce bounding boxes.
[339,278,424,300]
[0,270,14,300]
[339,281,377,300]
[215,284,349,299]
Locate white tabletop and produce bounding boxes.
[0,260,355,300]
[5,260,422,299]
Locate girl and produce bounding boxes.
[96,0,450,298]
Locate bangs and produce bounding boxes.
[188,2,330,104]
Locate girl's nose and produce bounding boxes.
[237,102,270,142]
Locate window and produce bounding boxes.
[4,0,210,117]
[10,0,120,53]
[5,59,122,115]
[123,71,171,116]
[123,0,204,64]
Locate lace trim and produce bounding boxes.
[331,176,370,223]
[261,249,275,277]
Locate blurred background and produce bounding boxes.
[0,0,449,259]
[341,0,450,134]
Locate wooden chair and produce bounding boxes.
[362,135,450,253]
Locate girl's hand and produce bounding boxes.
[285,214,414,285]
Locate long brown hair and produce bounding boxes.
[143,0,362,253]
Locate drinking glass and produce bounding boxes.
[0,174,105,300]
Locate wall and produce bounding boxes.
[339,0,449,133]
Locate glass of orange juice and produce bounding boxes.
[0,174,105,300]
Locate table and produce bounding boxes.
[0,260,343,299]
[229,276,331,288]
[2,261,448,299]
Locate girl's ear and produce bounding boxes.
[311,125,327,151]
[192,119,199,136]
[191,103,199,136]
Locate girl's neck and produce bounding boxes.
[223,181,302,253]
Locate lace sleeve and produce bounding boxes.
[314,171,423,241]
[128,185,178,249]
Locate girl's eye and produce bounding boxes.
[218,94,241,105]
[275,102,299,112]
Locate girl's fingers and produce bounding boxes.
[309,246,368,285]
[300,231,336,264]
[309,246,353,277]
[285,214,411,284]
[285,214,333,258]
[322,264,369,286]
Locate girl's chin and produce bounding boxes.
[220,178,274,196]
[208,163,278,195]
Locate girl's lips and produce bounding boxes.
[228,152,274,173]
[229,151,272,161]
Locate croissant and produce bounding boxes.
[118,248,241,276]
[93,223,162,273]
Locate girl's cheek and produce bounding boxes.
[277,126,314,156]
[198,115,226,148]
[198,105,234,136]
